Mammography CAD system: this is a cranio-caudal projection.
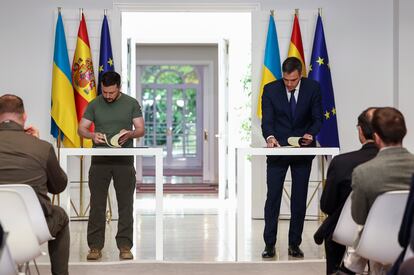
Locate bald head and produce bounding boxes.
[357,107,377,143]
[0,94,26,124]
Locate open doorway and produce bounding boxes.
[121,12,251,198]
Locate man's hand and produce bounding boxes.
[118,129,132,145]
[24,125,39,138]
[300,133,313,146]
[92,132,106,144]
[267,136,281,148]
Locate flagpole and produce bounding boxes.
[104,9,107,16]
[52,129,62,206]
[80,8,83,20]
[295,8,299,16]
[318,8,322,17]
[270,9,274,17]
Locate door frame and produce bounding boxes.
[113,4,260,200]
[136,59,215,184]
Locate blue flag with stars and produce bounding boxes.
[308,15,340,147]
[98,14,114,95]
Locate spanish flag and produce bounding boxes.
[51,11,81,148]
[72,12,96,148]
[288,13,307,77]
[257,13,282,118]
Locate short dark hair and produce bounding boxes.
[0,94,25,115]
[101,71,121,87]
[282,57,302,75]
[372,107,406,145]
[357,107,376,140]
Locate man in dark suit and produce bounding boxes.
[261,57,323,258]
[316,107,378,274]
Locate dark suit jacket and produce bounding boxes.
[321,142,379,215]
[261,77,323,146]
[0,121,67,216]
[314,143,378,243]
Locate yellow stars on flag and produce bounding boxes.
[316,57,324,66]
[99,65,104,72]
[107,58,113,67]
[310,57,329,72]
[324,107,337,120]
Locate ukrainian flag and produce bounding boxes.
[51,12,81,148]
[257,13,282,118]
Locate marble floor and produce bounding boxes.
[36,194,325,263]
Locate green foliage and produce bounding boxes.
[141,65,198,155]
[237,63,252,143]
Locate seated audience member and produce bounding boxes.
[315,107,378,274]
[339,107,414,275]
[0,94,69,275]
[388,175,414,275]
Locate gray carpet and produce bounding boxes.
[35,261,325,275]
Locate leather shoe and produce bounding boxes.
[261,246,275,258]
[288,245,304,258]
[86,248,102,260]
[119,247,133,260]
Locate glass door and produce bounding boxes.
[141,65,203,170]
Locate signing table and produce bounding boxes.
[59,147,164,260]
[235,147,340,261]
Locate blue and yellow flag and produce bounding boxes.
[98,14,114,95]
[308,15,340,147]
[51,12,81,148]
[257,13,282,118]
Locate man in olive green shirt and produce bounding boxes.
[78,71,145,261]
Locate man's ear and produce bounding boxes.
[373,132,381,145]
[22,112,27,123]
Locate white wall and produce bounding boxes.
[0,0,402,151]
[398,0,414,151]
[0,0,112,142]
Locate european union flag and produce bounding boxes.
[98,15,114,95]
[308,15,340,147]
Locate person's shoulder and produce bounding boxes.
[120,93,138,103]
[353,154,379,175]
[23,134,54,154]
[263,80,283,93]
[89,95,103,106]
[301,77,320,89]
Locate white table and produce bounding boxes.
[59,147,164,260]
[235,147,340,261]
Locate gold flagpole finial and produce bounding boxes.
[295,9,299,16]
[104,9,107,16]
[270,10,274,17]
[318,8,322,17]
[79,8,83,20]
[58,7,61,13]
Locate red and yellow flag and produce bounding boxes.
[288,13,307,77]
[72,13,96,148]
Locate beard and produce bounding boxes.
[103,97,115,103]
